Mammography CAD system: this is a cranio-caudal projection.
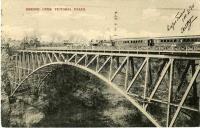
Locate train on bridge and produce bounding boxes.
[95,35,200,47]
[24,35,200,51]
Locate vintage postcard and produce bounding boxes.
[1,0,200,127]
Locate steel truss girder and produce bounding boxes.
[169,64,200,127]
[11,50,200,127]
[126,58,148,92]
[110,56,128,81]
[145,59,174,109]
[97,56,111,73]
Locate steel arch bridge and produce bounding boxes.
[9,49,200,127]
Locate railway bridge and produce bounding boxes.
[9,47,200,127]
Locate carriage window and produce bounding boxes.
[161,40,163,42]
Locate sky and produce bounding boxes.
[2,0,200,42]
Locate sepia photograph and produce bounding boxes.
[1,0,200,127]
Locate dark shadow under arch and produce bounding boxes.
[11,62,160,127]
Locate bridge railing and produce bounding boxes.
[36,45,200,53]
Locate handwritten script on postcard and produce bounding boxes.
[167,3,198,33]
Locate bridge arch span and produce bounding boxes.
[12,50,200,127]
[11,61,160,127]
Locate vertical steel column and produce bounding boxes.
[14,54,18,92]
[41,53,47,64]
[191,60,198,105]
[36,53,40,67]
[130,57,135,78]
[58,53,62,62]
[96,55,99,71]
[18,53,22,81]
[143,57,149,108]
[109,56,113,81]
[27,53,31,85]
[22,52,26,78]
[116,56,120,67]
[149,60,152,86]
[75,54,77,63]
[27,53,30,74]
[15,54,18,83]
[125,57,130,90]
[166,59,174,126]
[36,53,40,83]
[85,55,88,66]
[31,52,35,70]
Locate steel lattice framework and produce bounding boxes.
[10,49,200,127]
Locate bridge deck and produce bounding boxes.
[30,46,200,55]
[17,50,200,60]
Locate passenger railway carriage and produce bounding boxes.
[114,35,200,47]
